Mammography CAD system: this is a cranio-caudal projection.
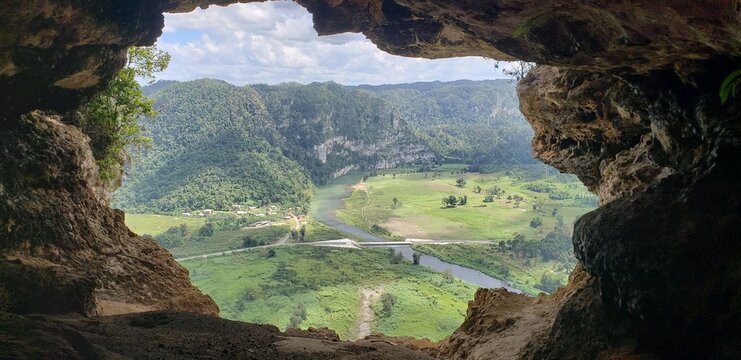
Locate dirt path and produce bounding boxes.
[354,285,385,341]
[275,214,300,245]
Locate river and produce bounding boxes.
[310,174,522,293]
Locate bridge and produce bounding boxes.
[306,238,483,249]
[176,238,491,261]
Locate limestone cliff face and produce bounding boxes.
[313,134,435,176]
[0,1,740,359]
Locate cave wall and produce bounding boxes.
[1,0,740,359]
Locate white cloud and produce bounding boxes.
[156,1,511,85]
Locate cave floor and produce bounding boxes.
[1,311,434,359]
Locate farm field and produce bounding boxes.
[181,246,476,341]
[337,165,596,241]
[125,212,291,258]
[125,213,206,236]
[411,243,571,295]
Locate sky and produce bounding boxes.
[155,1,511,86]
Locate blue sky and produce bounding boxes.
[155,1,512,85]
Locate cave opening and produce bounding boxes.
[1,1,739,359]
[109,0,592,343]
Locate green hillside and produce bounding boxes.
[114,80,314,213]
[356,80,534,167]
[114,79,536,214]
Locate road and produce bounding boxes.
[175,238,488,260]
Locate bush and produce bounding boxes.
[536,272,564,293]
[198,223,214,237]
[379,293,396,318]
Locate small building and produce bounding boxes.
[236,211,248,215]
[182,212,192,217]
[232,204,242,210]
[256,213,266,217]
[249,206,257,210]
[203,209,214,215]
[268,212,277,216]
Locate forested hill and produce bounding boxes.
[113,79,433,213]
[252,82,434,182]
[354,80,535,167]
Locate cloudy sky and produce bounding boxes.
[155,1,510,85]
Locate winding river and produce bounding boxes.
[310,174,522,293]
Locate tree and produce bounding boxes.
[178,223,189,237]
[266,248,277,258]
[530,217,543,228]
[299,226,306,242]
[483,195,494,203]
[473,185,482,194]
[290,229,299,241]
[442,195,458,208]
[412,252,421,265]
[392,197,399,208]
[77,46,170,187]
[243,236,259,248]
[552,208,559,217]
[197,223,214,237]
[456,178,466,187]
[380,293,396,317]
[493,60,535,82]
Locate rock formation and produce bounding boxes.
[1,0,739,359]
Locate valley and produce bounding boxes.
[118,79,595,343]
[125,163,594,340]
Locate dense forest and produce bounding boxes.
[114,79,534,213]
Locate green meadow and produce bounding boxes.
[125,213,206,236]
[125,212,290,258]
[181,247,476,341]
[337,165,595,241]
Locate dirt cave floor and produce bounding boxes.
[0,311,435,360]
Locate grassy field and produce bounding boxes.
[181,247,476,341]
[411,243,571,295]
[166,226,290,258]
[125,213,291,258]
[303,219,357,242]
[337,165,595,241]
[125,213,206,236]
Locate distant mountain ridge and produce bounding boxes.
[114,79,532,213]
[114,79,434,213]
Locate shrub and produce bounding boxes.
[380,293,396,317]
[197,223,214,237]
